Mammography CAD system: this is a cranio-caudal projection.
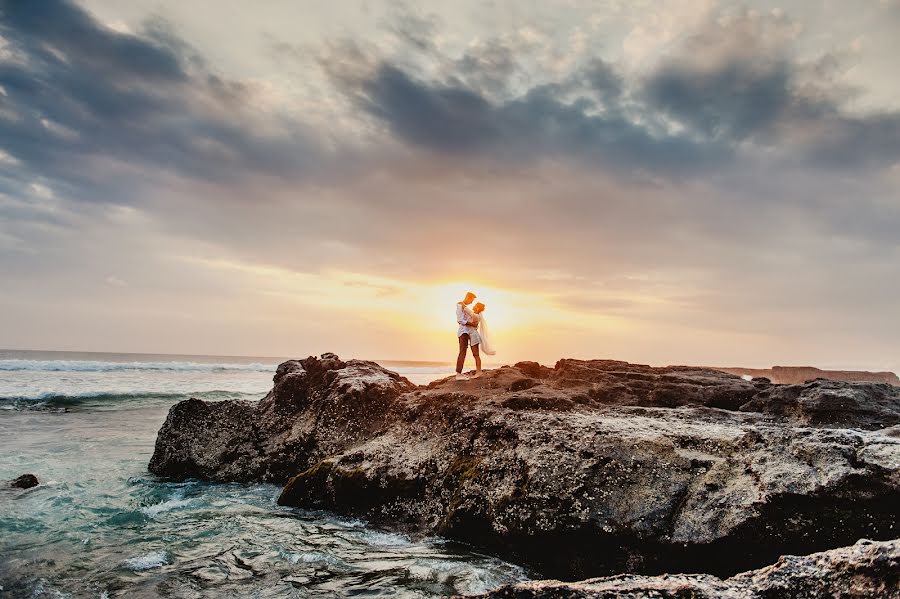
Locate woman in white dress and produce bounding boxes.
[467,302,496,377]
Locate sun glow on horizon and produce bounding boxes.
[175,254,617,360]
[177,255,552,330]
[414,281,529,333]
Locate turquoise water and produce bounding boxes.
[0,351,525,597]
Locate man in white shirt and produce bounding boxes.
[455,291,478,380]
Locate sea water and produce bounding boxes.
[0,350,526,598]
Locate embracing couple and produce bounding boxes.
[455,291,495,381]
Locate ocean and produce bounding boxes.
[0,350,526,598]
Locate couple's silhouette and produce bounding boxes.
[455,291,495,380]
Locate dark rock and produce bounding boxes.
[149,356,900,580]
[463,538,900,598]
[515,361,554,379]
[9,474,39,489]
[149,354,415,482]
[739,379,900,429]
[508,378,539,392]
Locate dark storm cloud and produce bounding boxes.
[643,59,793,141]
[359,63,499,152]
[639,12,796,142]
[2,0,187,81]
[0,0,320,203]
[324,10,900,177]
[584,59,624,102]
[331,58,728,175]
[639,12,900,169]
[0,0,896,270]
[4,0,897,213]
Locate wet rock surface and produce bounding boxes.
[463,538,900,598]
[8,474,39,489]
[150,355,900,580]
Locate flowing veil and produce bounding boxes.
[478,315,496,356]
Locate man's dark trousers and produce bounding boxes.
[456,333,469,373]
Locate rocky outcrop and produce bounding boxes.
[149,355,415,482]
[464,538,900,598]
[150,355,900,580]
[716,365,900,386]
[8,474,38,489]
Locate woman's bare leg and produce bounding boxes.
[472,344,482,376]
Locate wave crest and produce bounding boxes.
[0,389,262,410]
[0,359,275,373]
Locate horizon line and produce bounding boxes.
[0,347,895,376]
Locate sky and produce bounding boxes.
[0,0,899,370]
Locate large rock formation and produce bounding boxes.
[149,355,900,580]
[716,365,900,386]
[464,538,900,598]
[149,355,415,482]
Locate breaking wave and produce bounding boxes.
[0,359,275,372]
[0,390,262,410]
[123,550,171,571]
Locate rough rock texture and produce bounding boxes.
[716,365,900,386]
[150,355,900,580]
[149,355,415,482]
[8,474,38,489]
[464,538,900,598]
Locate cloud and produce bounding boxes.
[319,8,900,183]
[325,55,729,177]
[0,0,898,369]
[4,0,898,210]
[640,10,900,168]
[0,0,325,205]
[643,46,793,141]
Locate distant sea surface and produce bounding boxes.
[0,350,525,598]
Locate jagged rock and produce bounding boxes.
[149,356,900,580]
[149,355,415,482]
[8,474,38,489]
[740,379,900,429]
[463,538,900,598]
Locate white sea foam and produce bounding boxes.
[141,497,193,518]
[28,577,72,598]
[0,359,274,372]
[282,550,343,565]
[123,550,170,571]
[0,356,458,406]
[2,390,156,402]
[0,389,261,403]
[355,530,411,546]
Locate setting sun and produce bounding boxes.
[412,282,527,334]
